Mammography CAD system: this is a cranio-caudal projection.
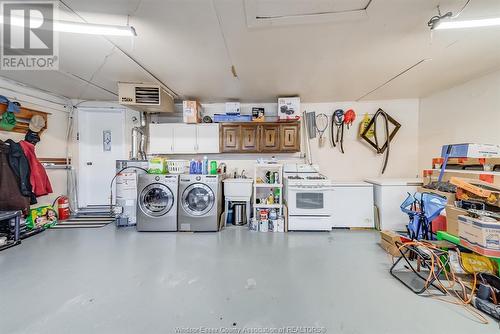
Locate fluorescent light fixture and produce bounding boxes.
[435,17,500,30]
[55,21,136,36]
[5,15,136,36]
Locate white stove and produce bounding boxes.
[284,164,334,231]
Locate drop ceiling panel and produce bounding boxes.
[253,0,370,17]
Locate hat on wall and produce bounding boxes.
[25,130,40,145]
[0,111,17,131]
[29,115,45,132]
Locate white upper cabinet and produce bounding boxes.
[196,124,219,153]
[148,123,219,154]
[173,124,198,154]
[149,123,174,154]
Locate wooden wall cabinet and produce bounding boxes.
[260,125,280,152]
[220,122,300,153]
[220,125,240,153]
[280,123,300,152]
[240,125,260,152]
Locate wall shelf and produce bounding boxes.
[0,103,49,135]
[255,183,282,188]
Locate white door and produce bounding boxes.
[173,124,197,153]
[196,124,219,153]
[78,108,126,207]
[148,123,174,154]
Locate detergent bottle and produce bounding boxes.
[202,156,209,174]
[189,159,196,174]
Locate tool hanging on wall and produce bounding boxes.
[360,108,401,174]
[302,111,313,164]
[315,113,328,147]
[305,111,317,139]
[343,109,356,128]
[330,109,356,153]
[359,113,374,138]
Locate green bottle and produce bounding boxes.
[210,160,217,175]
[273,188,280,204]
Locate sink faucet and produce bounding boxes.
[240,169,246,178]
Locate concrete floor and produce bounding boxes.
[0,226,497,334]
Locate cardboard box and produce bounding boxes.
[445,204,467,236]
[380,230,402,244]
[458,215,500,257]
[380,238,401,257]
[418,186,455,205]
[379,230,402,256]
[225,102,240,115]
[252,107,265,122]
[278,97,300,120]
[441,144,500,158]
[183,100,201,123]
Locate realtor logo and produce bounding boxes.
[1,1,58,70]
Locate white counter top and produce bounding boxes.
[364,178,423,186]
[330,181,373,187]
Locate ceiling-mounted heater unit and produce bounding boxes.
[118,82,175,113]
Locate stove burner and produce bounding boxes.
[288,175,303,180]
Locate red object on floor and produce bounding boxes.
[57,196,70,220]
[432,215,447,233]
[19,140,53,197]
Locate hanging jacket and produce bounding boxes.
[0,140,30,211]
[6,139,37,204]
[19,140,53,197]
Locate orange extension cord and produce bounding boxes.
[395,241,489,324]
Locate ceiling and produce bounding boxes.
[2,0,500,103]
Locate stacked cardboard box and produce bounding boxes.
[183,100,202,123]
[417,186,455,205]
[379,230,402,257]
[423,170,500,187]
[458,215,500,258]
[445,204,467,236]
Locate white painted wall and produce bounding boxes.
[168,99,420,180]
[304,100,419,180]
[0,76,419,210]
[418,69,500,171]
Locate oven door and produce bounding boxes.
[286,185,334,216]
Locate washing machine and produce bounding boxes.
[137,174,179,231]
[178,174,222,232]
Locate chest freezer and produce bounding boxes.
[364,178,423,232]
[331,181,374,228]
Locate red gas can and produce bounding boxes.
[57,196,71,221]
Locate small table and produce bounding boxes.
[0,211,22,251]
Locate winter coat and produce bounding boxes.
[5,139,36,204]
[0,140,30,211]
[19,140,53,197]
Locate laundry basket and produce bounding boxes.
[167,160,188,174]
